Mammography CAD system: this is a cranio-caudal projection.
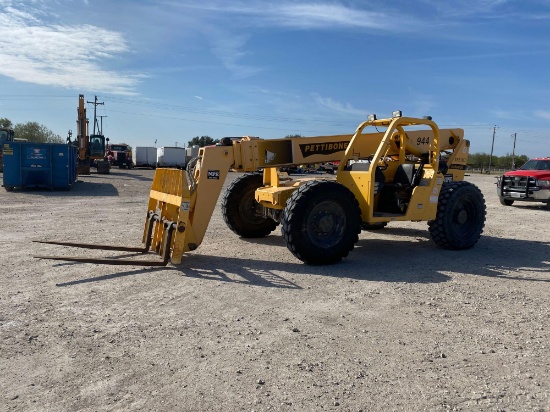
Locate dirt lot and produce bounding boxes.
[1,168,548,412]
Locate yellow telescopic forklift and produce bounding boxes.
[36,112,486,266]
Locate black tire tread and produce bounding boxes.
[222,173,277,238]
[428,181,486,250]
[282,180,361,265]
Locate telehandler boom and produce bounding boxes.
[36,113,486,266]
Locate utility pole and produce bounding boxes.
[87,95,104,135]
[488,125,498,174]
[511,132,517,170]
[98,115,108,135]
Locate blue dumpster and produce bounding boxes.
[2,142,77,191]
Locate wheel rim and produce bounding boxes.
[238,188,263,225]
[452,195,479,238]
[306,200,347,249]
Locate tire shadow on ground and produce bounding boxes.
[221,227,550,284]
[48,230,549,288]
[349,229,550,283]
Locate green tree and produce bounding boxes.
[13,121,63,143]
[187,136,220,147]
[514,155,529,169]
[0,118,13,128]
[468,152,491,171]
[469,152,530,172]
[495,153,510,169]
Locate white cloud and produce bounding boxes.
[417,0,511,18]
[203,28,264,79]
[0,1,141,95]
[534,110,550,121]
[490,109,519,120]
[410,94,436,117]
[257,3,391,30]
[171,1,401,31]
[312,93,367,117]
[158,0,418,79]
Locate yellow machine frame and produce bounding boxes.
[36,114,483,267]
[143,115,469,264]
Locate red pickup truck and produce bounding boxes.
[496,157,550,209]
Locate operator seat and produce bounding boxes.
[348,161,386,195]
[377,163,419,214]
[392,163,415,187]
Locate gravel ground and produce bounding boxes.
[1,168,549,412]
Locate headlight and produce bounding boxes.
[537,179,550,188]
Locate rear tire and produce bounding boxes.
[429,181,486,250]
[222,173,277,238]
[282,180,361,265]
[4,186,14,192]
[500,198,514,206]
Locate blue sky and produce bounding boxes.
[0,0,549,157]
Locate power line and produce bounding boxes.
[104,108,332,134]
[0,95,73,100]
[488,125,498,174]
[511,133,517,169]
[86,96,104,135]
[98,115,108,135]
[1,94,549,147]
[100,95,357,127]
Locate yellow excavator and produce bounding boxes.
[0,127,15,173]
[75,94,110,175]
[36,112,486,266]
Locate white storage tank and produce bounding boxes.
[132,146,157,168]
[156,146,186,168]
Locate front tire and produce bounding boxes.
[429,181,486,250]
[282,180,361,265]
[222,173,277,238]
[500,198,514,206]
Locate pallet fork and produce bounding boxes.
[34,167,205,266]
[34,212,175,266]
